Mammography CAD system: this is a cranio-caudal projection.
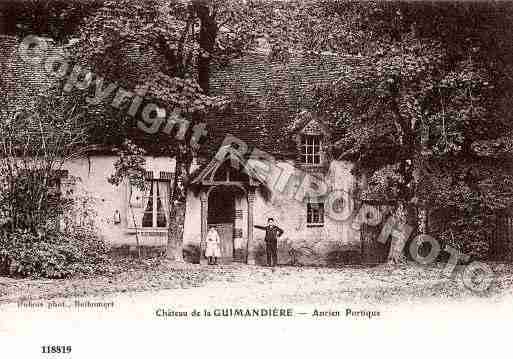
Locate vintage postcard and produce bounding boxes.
[0,1,512,357]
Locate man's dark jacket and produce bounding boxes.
[254,225,284,242]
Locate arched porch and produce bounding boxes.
[191,154,263,265]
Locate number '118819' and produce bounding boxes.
[41,346,72,354]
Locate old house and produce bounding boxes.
[2,34,390,265]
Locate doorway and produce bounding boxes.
[208,186,242,263]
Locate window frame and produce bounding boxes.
[141,180,168,229]
[300,134,322,165]
[307,201,325,227]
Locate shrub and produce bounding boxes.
[0,228,109,279]
[432,211,492,261]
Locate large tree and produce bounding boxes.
[76,0,265,259]
[316,2,513,261]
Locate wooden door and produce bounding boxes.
[215,223,234,264]
[361,223,388,264]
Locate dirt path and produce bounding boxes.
[1,262,510,309]
[1,263,513,337]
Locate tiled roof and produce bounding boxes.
[203,52,360,159]
[2,34,358,158]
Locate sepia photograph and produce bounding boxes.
[0,0,512,357]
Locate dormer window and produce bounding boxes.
[291,110,330,168]
[301,135,322,165]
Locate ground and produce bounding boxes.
[2,260,510,359]
[1,259,512,306]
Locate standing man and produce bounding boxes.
[254,218,283,267]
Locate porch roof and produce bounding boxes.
[190,145,267,187]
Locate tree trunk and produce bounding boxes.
[195,3,217,95]
[163,1,217,261]
[166,168,184,261]
[129,204,141,260]
[166,145,192,261]
[0,256,9,276]
[0,4,6,35]
[387,201,408,263]
[167,202,186,261]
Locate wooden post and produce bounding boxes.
[246,188,256,265]
[174,203,185,262]
[200,190,208,265]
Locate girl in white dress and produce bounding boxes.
[205,226,221,265]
